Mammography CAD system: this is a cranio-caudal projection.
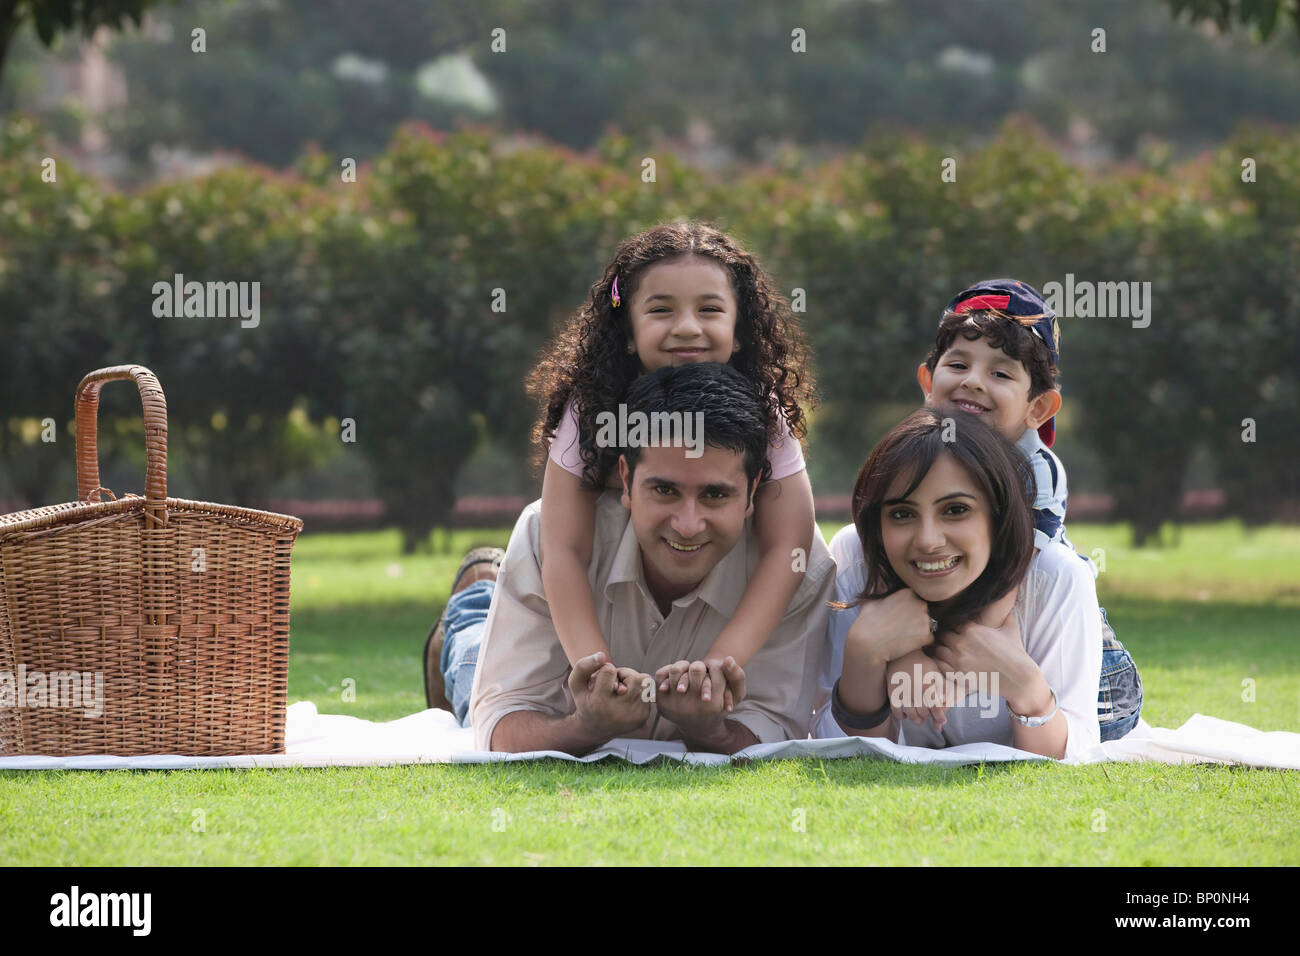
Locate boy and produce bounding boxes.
[916,278,1142,741]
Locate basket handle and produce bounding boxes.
[75,365,168,523]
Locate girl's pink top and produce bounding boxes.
[547,397,806,485]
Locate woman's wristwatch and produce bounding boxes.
[831,678,892,730]
[1007,687,1059,727]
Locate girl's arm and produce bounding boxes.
[702,470,816,668]
[539,458,610,666]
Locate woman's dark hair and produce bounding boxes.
[924,310,1058,399]
[526,220,815,488]
[847,407,1035,630]
[621,362,771,496]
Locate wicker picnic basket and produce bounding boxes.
[0,365,303,756]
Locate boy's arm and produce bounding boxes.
[1026,446,1097,576]
[1025,447,1068,552]
[539,459,611,665]
[702,469,815,667]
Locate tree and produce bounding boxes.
[5,0,1288,179]
[0,0,179,87]
[100,0,505,175]
[1165,0,1300,41]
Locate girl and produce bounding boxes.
[526,221,816,704]
[814,407,1102,760]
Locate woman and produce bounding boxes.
[813,408,1102,760]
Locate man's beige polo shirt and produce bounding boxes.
[469,491,835,751]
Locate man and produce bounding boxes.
[424,362,834,755]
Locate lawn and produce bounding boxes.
[1,521,1297,866]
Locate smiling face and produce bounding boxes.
[918,334,1057,443]
[619,443,757,608]
[627,255,739,371]
[880,452,993,605]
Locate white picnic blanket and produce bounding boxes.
[1,702,1297,770]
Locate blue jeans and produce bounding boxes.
[1097,606,1143,741]
[440,579,496,727]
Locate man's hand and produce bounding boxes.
[588,665,638,695]
[567,652,652,740]
[654,657,748,744]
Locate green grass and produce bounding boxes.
[2,521,1298,866]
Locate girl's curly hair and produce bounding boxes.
[527,220,816,489]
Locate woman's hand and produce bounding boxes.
[835,588,937,738]
[930,606,1044,713]
[886,648,958,730]
[845,588,935,668]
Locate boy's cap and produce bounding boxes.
[942,277,1060,447]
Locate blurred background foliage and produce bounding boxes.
[3,0,1300,180]
[1,113,1296,548]
[1,0,1297,550]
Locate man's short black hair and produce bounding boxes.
[621,362,771,490]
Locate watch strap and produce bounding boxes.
[1008,687,1059,727]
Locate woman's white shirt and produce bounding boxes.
[812,524,1102,761]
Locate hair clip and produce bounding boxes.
[611,276,620,308]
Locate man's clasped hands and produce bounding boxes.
[569,653,747,742]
